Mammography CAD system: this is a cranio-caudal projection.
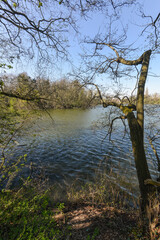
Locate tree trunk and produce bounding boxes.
[100,47,159,238]
[127,112,152,211]
[126,50,153,210]
[136,50,152,139]
[127,112,159,239]
[126,50,159,239]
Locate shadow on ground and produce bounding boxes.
[55,203,140,240]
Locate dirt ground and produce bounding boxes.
[54,203,141,240]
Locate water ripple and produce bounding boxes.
[11,107,160,193]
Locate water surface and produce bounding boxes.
[13,105,160,194]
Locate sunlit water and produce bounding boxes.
[8,105,160,195]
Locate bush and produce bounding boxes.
[0,188,68,240]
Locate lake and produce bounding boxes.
[12,105,160,195]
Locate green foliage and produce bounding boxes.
[13,2,17,8]
[0,154,28,190]
[0,63,13,69]
[45,78,97,109]
[16,73,39,99]
[0,73,98,110]
[0,83,70,239]
[86,227,100,240]
[0,189,68,240]
[56,202,65,212]
[0,79,4,87]
[0,83,34,190]
[38,1,43,7]
[131,226,150,240]
[0,95,18,147]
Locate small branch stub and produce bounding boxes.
[144,179,160,187]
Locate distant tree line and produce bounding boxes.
[0,73,99,112]
[144,88,160,104]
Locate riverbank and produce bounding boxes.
[0,190,148,240]
[51,176,143,240]
[0,172,151,240]
[57,203,140,240]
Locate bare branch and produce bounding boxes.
[144,179,160,187]
[107,115,127,140]
[140,12,160,49]
[90,41,144,65]
[148,136,160,172]
[0,91,48,101]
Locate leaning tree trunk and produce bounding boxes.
[127,112,152,211]
[130,50,153,210]
[127,112,159,239]
[96,45,159,238]
[126,50,159,239]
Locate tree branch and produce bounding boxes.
[0,91,48,101]
[144,179,160,187]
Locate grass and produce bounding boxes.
[62,174,150,240]
[45,172,151,240]
[0,170,153,240]
[66,172,138,209]
[0,187,70,240]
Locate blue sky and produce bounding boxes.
[64,0,160,95]
[4,0,160,95]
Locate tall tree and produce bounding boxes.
[76,2,160,238]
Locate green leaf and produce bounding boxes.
[38,1,42,7]
[0,80,4,86]
[7,65,13,69]
[0,63,5,68]
[13,2,17,8]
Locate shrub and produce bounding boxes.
[0,188,68,240]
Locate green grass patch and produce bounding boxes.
[0,188,69,240]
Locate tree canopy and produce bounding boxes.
[0,0,141,65]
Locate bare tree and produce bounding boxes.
[0,0,137,62]
[75,2,160,238]
[0,0,76,62]
[80,41,159,239]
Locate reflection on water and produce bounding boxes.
[13,106,160,194]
